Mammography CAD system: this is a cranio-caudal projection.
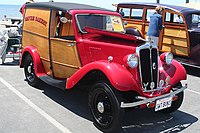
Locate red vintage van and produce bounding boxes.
[20,2,187,132]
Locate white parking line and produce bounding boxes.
[0,77,72,133]
[186,89,200,95]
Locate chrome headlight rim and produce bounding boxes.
[165,52,173,65]
[127,54,138,68]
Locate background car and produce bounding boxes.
[117,2,200,68]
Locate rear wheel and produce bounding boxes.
[159,82,184,114]
[88,81,124,133]
[24,54,40,86]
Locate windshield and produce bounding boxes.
[189,14,200,28]
[76,14,125,33]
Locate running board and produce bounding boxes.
[39,75,66,90]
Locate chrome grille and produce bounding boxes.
[137,43,159,92]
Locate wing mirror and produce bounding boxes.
[123,21,128,26]
[60,17,70,23]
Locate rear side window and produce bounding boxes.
[131,8,143,20]
[165,12,184,24]
[122,8,131,18]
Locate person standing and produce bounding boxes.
[19,0,34,16]
[146,6,164,45]
[18,0,34,34]
[2,15,8,21]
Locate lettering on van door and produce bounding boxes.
[25,16,47,26]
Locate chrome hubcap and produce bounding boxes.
[97,102,104,113]
[27,65,32,74]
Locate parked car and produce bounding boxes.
[117,2,200,68]
[20,2,187,132]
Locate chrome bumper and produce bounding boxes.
[120,84,187,108]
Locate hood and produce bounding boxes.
[84,27,145,43]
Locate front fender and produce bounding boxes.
[160,60,187,86]
[66,60,140,92]
[20,46,46,77]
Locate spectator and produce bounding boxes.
[2,15,8,21]
[19,0,34,16]
[146,6,164,45]
[175,15,181,23]
[18,0,34,34]
[119,8,124,17]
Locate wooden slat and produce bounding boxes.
[162,36,188,47]
[22,31,49,59]
[51,39,81,78]
[161,43,188,56]
[164,28,186,38]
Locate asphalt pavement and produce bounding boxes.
[0,58,200,133]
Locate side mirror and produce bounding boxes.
[123,21,128,26]
[60,17,68,23]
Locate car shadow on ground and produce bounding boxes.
[35,82,198,133]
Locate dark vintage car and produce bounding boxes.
[20,2,187,132]
[117,2,200,68]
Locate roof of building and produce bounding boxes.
[26,2,112,12]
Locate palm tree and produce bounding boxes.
[186,0,189,3]
[157,0,160,3]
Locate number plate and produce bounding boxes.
[155,96,172,111]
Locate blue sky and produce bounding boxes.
[0,0,199,10]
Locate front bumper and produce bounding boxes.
[120,84,187,108]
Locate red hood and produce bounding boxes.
[84,27,145,42]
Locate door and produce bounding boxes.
[160,12,189,56]
[49,11,81,79]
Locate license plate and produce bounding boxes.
[155,96,172,111]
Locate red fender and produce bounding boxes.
[20,46,46,77]
[66,60,141,92]
[160,59,187,86]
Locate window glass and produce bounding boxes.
[121,8,130,18]
[131,8,143,20]
[190,14,200,28]
[76,14,125,33]
[165,12,184,24]
[165,12,171,22]
[146,9,155,21]
[173,14,184,23]
[191,14,200,23]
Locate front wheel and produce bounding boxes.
[88,81,124,133]
[24,54,40,86]
[159,82,184,114]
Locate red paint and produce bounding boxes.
[20,46,46,77]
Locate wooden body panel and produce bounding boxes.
[23,8,51,74]
[50,38,81,78]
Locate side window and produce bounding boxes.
[165,12,184,24]
[146,9,155,21]
[165,12,171,22]
[120,8,130,18]
[50,10,74,40]
[131,8,143,20]
[173,14,184,23]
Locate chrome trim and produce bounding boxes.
[143,85,171,93]
[120,84,187,108]
[136,42,159,92]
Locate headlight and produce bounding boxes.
[127,54,138,68]
[165,52,173,65]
